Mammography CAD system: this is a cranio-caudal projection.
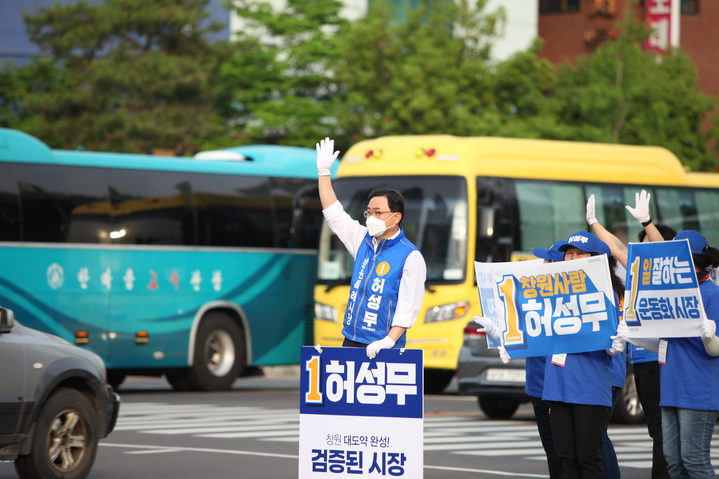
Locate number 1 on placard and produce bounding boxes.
[304,355,322,403]
[498,276,524,346]
[625,257,641,323]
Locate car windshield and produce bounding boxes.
[317,176,468,284]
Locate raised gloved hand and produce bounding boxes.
[607,322,627,356]
[701,319,716,339]
[366,336,395,359]
[586,194,597,226]
[474,316,501,340]
[626,190,651,224]
[498,345,511,364]
[316,137,339,176]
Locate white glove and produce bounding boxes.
[498,345,511,364]
[607,322,627,355]
[366,336,395,359]
[474,316,501,340]
[701,319,716,339]
[626,190,651,224]
[586,194,597,226]
[315,137,339,176]
[616,320,629,339]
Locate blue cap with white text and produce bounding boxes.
[558,231,611,256]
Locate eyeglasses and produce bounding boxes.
[363,209,393,219]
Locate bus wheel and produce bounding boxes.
[183,312,246,391]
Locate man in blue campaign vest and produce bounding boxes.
[315,138,427,359]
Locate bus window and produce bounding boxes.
[585,185,657,245]
[317,176,468,284]
[0,165,20,241]
[656,187,697,234]
[695,190,719,244]
[515,180,584,251]
[284,183,323,249]
[192,173,274,248]
[476,177,519,263]
[108,170,197,245]
[16,164,110,243]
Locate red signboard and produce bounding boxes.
[645,0,673,53]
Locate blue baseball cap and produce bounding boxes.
[558,231,611,256]
[533,240,568,262]
[675,230,709,255]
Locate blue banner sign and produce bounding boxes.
[624,239,705,338]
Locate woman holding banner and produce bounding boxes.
[527,241,567,479]
[541,231,626,479]
[622,230,719,479]
[587,190,676,479]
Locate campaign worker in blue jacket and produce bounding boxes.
[542,231,626,479]
[315,138,427,359]
[622,230,719,479]
[587,190,676,479]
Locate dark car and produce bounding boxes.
[0,308,120,479]
[457,319,645,423]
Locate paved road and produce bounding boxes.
[2,374,718,478]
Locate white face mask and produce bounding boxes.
[366,213,396,237]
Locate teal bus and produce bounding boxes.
[0,128,326,391]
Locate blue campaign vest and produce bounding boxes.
[341,228,418,347]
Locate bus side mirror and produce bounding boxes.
[0,308,15,333]
[479,208,495,239]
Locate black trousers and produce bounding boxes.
[550,401,610,479]
[342,338,368,348]
[634,361,669,479]
[532,397,562,479]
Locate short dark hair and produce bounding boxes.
[637,224,677,242]
[368,189,405,222]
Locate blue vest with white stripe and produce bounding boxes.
[342,228,418,347]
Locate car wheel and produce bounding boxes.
[611,367,645,424]
[478,396,520,420]
[15,388,98,479]
[183,312,246,391]
[424,368,455,394]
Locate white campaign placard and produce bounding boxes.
[299,346,423,478]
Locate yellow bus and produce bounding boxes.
[313,135,719,393]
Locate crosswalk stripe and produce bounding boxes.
[111,401,719,472]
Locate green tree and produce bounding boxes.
[15,0,231,154]
[548,22,719,170]
[333,0,506,143]
[218,0,347,146]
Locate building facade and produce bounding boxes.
[537,0,719,103]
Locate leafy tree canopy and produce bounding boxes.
[13,0,232,154]
[1,0,716,168]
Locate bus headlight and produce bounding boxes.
[315,302,338,323]
[425,301,469,324]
